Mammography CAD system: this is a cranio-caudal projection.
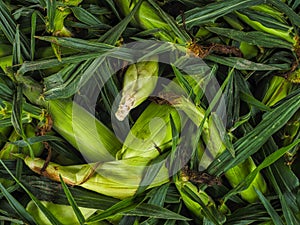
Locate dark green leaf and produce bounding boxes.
[0,160,64,225]
[207,90,300,176]
[223,139,300,201]
[71,6,109,27]
[255,188,285,225]
[99,0,143,45]
[240,91,272,112]
[0,183,36,225]
[11,84,24,137]
[267,0,300,26]
[177,0,265,28]
[11,135,63,147]
[205,55,286,70]
[86,196,144,223]
[206,27,292,49]
[59,175,85,224]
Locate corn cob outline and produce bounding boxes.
[115,56,159,121]
[17,75,122,162]
[24,156,169,199]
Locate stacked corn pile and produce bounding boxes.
[0,0,299,224]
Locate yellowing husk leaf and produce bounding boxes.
[24,156,169,199]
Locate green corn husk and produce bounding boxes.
[239,41,259,59]
[0,124,43,159]
[24,156,169,199]
[224,157,268,203]
[262,75,299,159]
[235,8,295,44]
[17,75,122,162]
[175,172,225,222]
[262,76,292,107]
[202,116,268,203]
[115,57,159,121]
[117,102,181,160]
[249,4,286,23]
[113,0,177,42]
[166,87,268,202]
[26,200,99,225]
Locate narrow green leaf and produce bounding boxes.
[71,7,109,27]
[267,0,300,26]
[0,216,24,224]
[99,0,143,45]
[280,194,300,225]
[0,0,31,59]
[223,139,300,201]
[18,53,103,75]
[30,11,37,60]
[12,25,22,65]
[35,36,114,52]
[205,55,286,71]
[59,175,85,224]
[46,0,56,32]
[103,0,121,20]
[11,135,63,147]
[240,91,272,112]
[11,84,24,137]
[0,183,36,225]
[147,184,169,206]
[86,196,144,223]
[171,65,196,102]
[207,90,300,176]
[177,0,265,28]
[123,204,190,221]
[255,188,285,225]
[0,160,64,225]
[167,114,180,176]
[211,112,235,157]
[148,0,190,43]
[181,185,224,225]
[206,27,292,49]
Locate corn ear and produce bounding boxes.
[174,172,224,221]
[164,78,268,202]
[235,8,295,44]
[117,102,181,160]
[224,158,268,203]
[115,57,159,121]
[250,4,286,23]
[202,116,268,203]
[26,200,98,225]
[113,0,176,42]
[24,156,169,199]
[18,76,122,162]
